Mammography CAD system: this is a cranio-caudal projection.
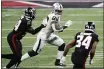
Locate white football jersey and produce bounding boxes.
[40,12,62,37]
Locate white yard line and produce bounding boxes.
[2,45,103,48]
[2,21,103,22]
[16,65,103,68]
[2,29,103,31]
[2,37,36,38]
[3,14,102,16]
[1,36,103,39]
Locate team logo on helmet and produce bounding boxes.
[85,22,95,32]
[24,7,36,20]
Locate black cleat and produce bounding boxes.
[55,63,66,67]
[14,60,21,68]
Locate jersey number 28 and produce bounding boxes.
[76,35,92,49]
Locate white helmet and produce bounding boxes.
[52,3,63,15]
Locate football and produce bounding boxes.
[55,23,62,30]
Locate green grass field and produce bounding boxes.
[1,8,103,68]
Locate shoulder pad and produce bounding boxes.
[91,33,99,37]
[48,13,55,19]
[76,32,81,35]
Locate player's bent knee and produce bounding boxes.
[14,55,21,61]
[28,50,38,57]
[58,43,65,51]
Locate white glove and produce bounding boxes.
[89,59,93,65]
[60,56,66,65]
[64,20,72,27]
[41,18,47,26]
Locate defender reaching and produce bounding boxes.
[21,3,72,66]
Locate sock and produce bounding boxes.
[6,55,20,68]
[55,51,64,65]
[2,54,14,59]
[21,53,30,61]
[56,51,64,60]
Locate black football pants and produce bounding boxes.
[3,32,22,68]
[71,52,86,69]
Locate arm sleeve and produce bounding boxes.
[27,24,45,35]
[92,34,99,42]
[74,32,81,40]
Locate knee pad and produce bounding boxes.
[28,50,38,57]
[58,43,65,51]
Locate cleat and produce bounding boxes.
[55,62,66,67]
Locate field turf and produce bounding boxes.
[1,8,103,68]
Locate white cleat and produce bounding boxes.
[2,66,7,69]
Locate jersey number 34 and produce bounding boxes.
[76,35,92,49]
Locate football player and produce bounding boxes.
[2,7,44,68]
[60,22,99,69]
[20,3,72,67]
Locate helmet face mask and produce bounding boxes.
[85,22,95,33]
[55,10,62,15]
[31,8,36,19]
[24,7,36,20]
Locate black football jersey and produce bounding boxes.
[12,16,34,39]
[74,32,99,57]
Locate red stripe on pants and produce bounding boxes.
[12,34,18,55]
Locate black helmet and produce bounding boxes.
[24,7,36,20]
[85,22,95,32]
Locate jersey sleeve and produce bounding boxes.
[27,24,45,35]
[92,33,99,42]
[74,32,81,40]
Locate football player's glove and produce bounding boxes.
[64,20,72,28]
[89,59,93,65]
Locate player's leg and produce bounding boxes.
[47,34,65,66]
[71,52,86,69]
[21,33,46,61]
[71,52,79,69]
[14,40,22,68]
[2,54,14,59]
[5,34,22,68]
[73,64,83,69]
[2,33,15,59]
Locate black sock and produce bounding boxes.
[2,54,14,59]
[55,59,60,65]
[15,60,21,68]
[6,55,20,68]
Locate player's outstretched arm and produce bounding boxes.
[63,40,75,56]
[60,40,75,64]
[89,41,98,64]
[27,24,45,35]
[63,20,72,30]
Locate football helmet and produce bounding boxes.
[85,22,95,32]
[52,3,63,15]
[24,7,36,20]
